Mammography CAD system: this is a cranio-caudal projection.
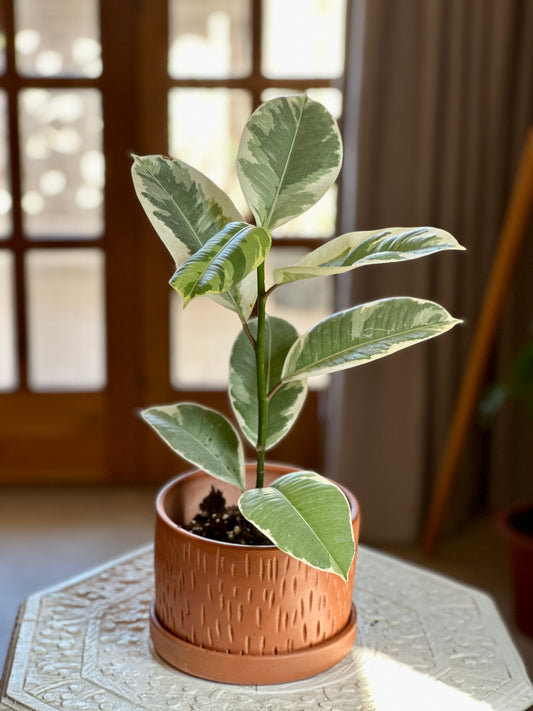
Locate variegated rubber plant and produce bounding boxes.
[132,95,464,580]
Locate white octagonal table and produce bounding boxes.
[1,545,532,711]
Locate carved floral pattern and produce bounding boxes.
[1,546,532,710]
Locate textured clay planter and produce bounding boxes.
[150,462,360,684]
[497,503,533,637]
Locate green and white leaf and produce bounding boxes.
[131,154,255,320]
[141,403,245,490]
[236,95,342,231]
[229,316,308,449]
[239,471,355,580]
[170,222,271,306]
[132,154,243,265]
[274,227,466,285]
[281,297,462,382]
[210,271,257,318]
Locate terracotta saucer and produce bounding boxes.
[149,600,357,685]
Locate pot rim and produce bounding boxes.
[496,502,533,552]
[155,461,360,551]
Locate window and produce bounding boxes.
[0,1,351,483]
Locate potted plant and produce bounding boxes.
[481,333,533,637]
[131,94,464,684]
[498,503,533,637]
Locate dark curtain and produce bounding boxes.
[327,0,533,543]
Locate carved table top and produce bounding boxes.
[1,545,532,711]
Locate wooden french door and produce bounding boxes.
[0,0,142,482]
[0,0,349,484]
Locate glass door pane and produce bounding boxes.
[0,90,11,238]
[0,3,7,75]
[0,251,17,390]
[15,0,101,78]
[168,0,251,78]
[19,88,104,238]
[25,248,106,391]
[168,88,251,214]
[262,0,346,78]
[170,292,241,388]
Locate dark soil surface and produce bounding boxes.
[183,486,272,546]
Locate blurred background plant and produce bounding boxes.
[479,325,533,427]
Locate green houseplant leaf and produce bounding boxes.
[274,227,465,285]
[229,316,308,449]
[141,403,245,490]
[208,271,257,322]
[131,154,255,321]
[282,297,461,382]
[239,471,355,580]
[132,154,243,266]
[170,222,271,306]
[236,95,342,231]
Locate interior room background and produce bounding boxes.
[0,0,531,545]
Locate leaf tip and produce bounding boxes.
[169,276,192,307]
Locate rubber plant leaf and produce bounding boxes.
[131,154,255,321]
[239,471,355,580]
[281,297,462,382]
[229,316,308,449]
[236,95,342,231]
[141,403,245,490]
[170,222,272,306]
[274,226,466,285]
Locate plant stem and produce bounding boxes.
[255,262,268,488]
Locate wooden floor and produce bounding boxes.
[1,485,532,685]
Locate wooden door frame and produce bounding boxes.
[101,0,144,482]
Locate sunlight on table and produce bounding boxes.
[358,647,493,710]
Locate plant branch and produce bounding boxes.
[242,319,256,347]
[264,283,280,300]
[267,379,285,400]
[255,262,268,488]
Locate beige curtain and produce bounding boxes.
[327,0,533,543]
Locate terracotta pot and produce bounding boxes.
[497,503,533,637]
[150,462,360,684]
